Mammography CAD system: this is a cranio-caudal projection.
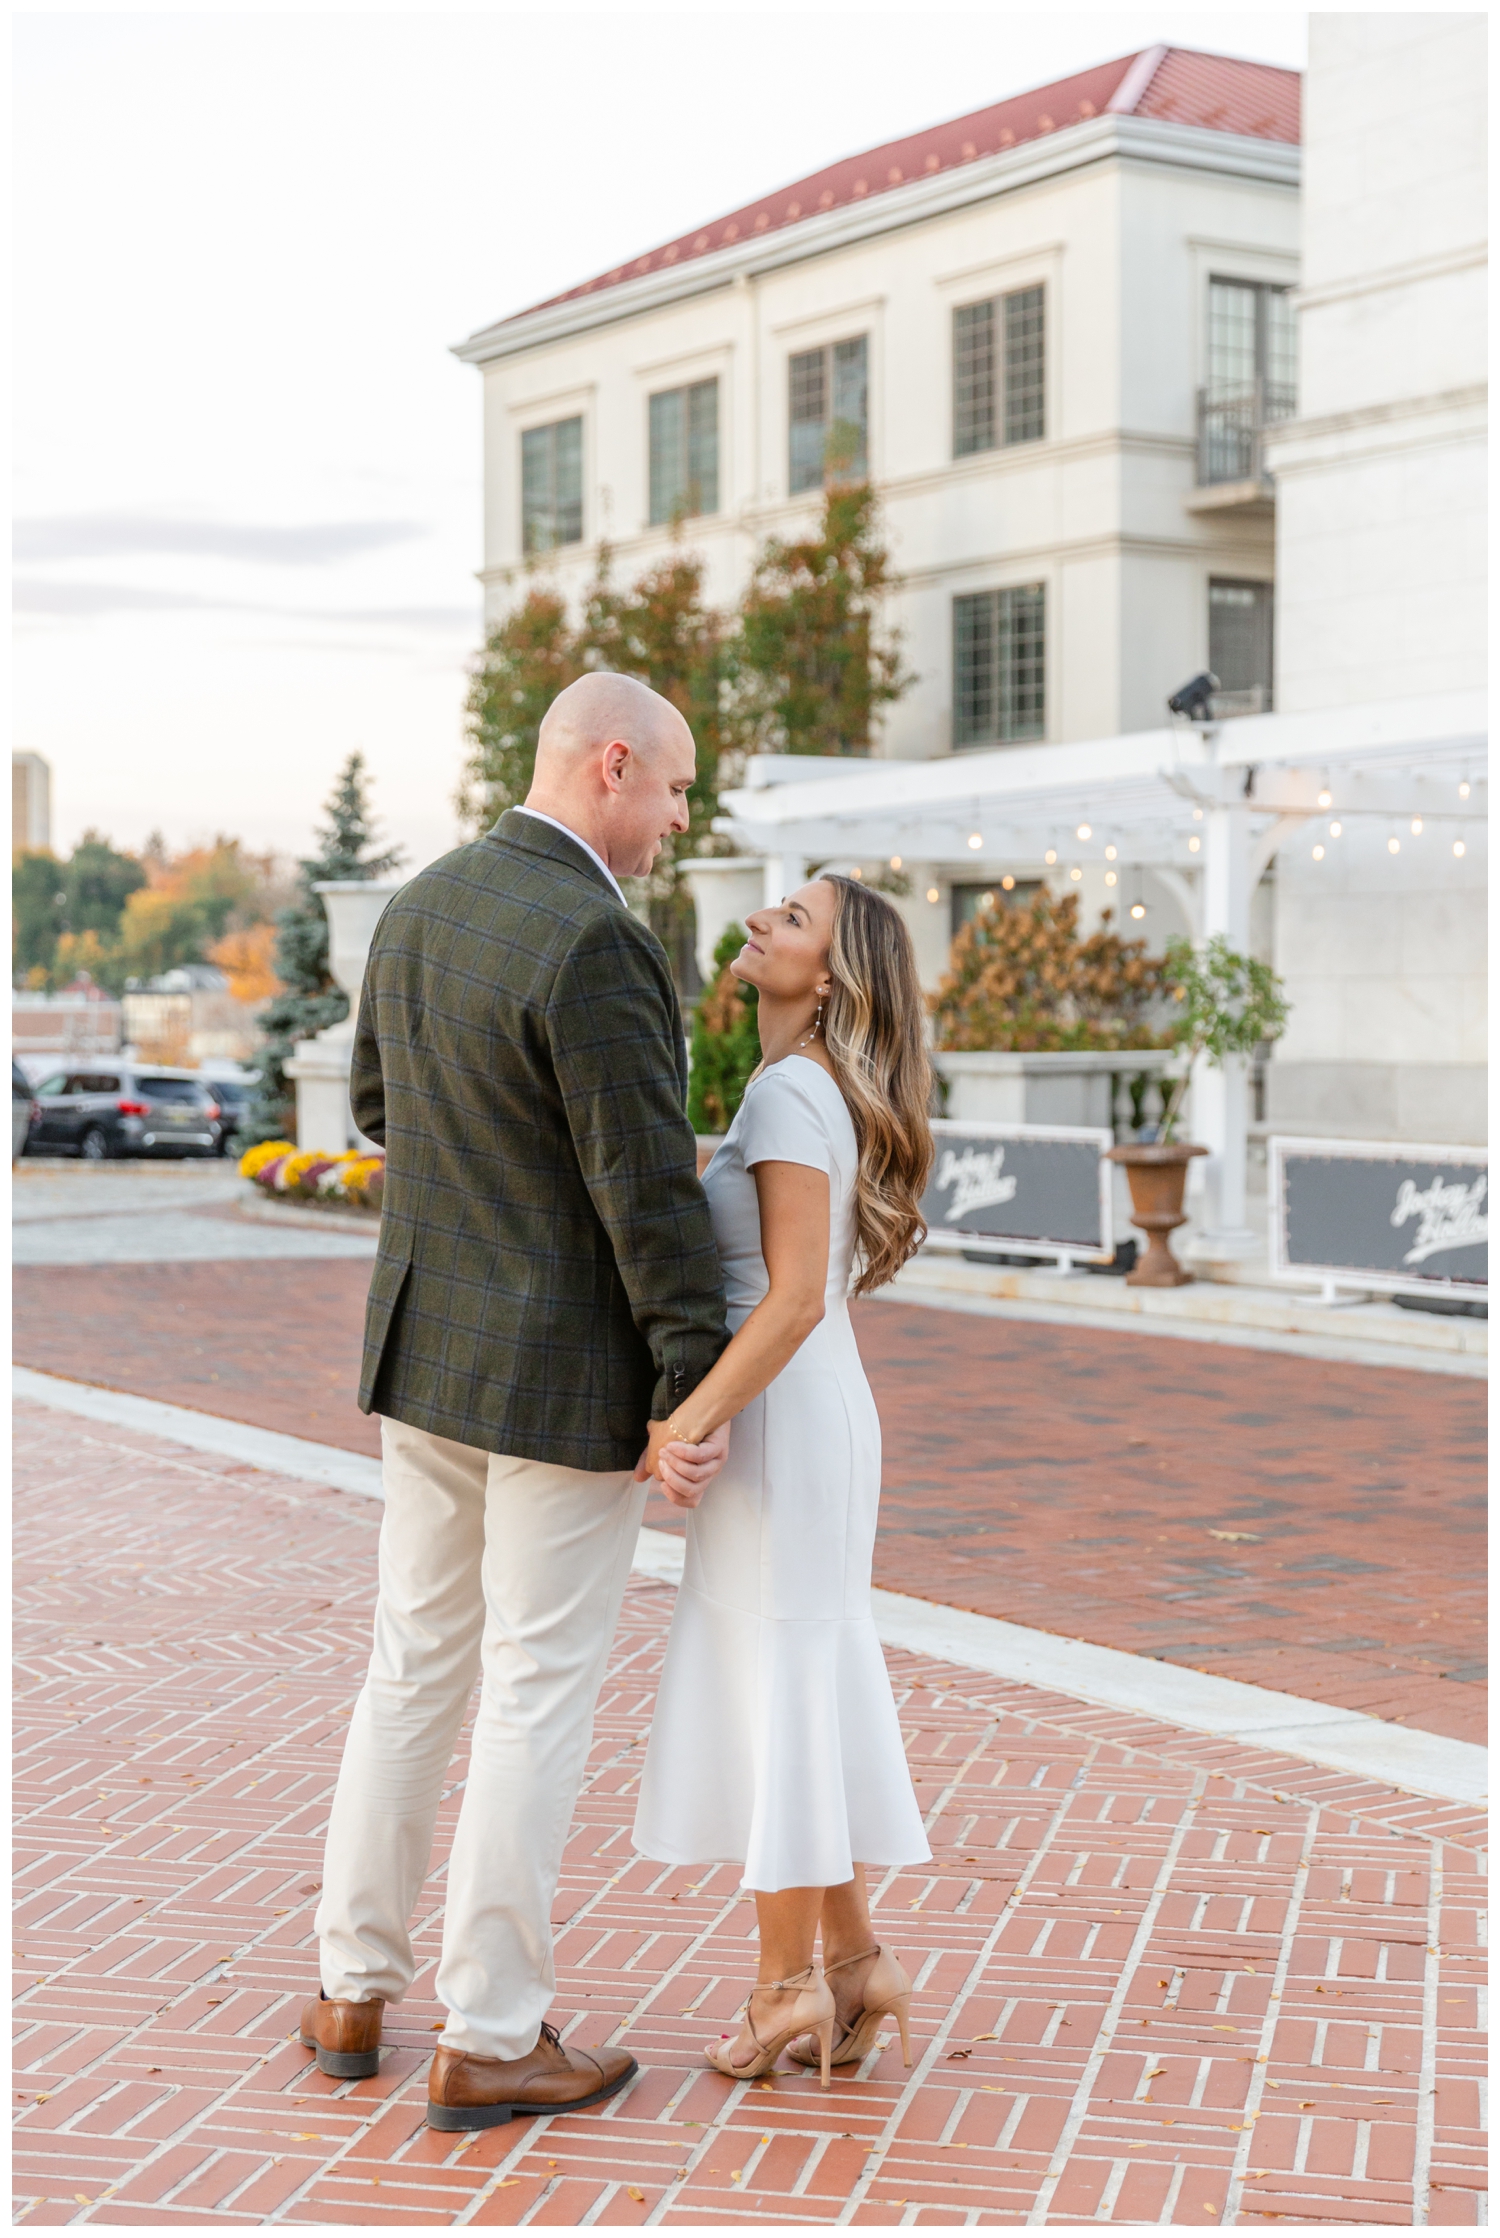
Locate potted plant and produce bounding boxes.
[1107,936,1289,1287]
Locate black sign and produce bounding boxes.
[920,1121,1113,1260]
[1270,1137,1487,1294]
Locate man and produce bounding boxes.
[300,673,730,2130]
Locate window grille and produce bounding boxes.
[521,417,584,553]
[953,584,1046,746]
[789,335,868,492]
[1199,279,1297,484]
[649,378,719,525]
[953,286,1045,457]
[1208,578,1274,713]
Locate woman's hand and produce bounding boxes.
[635,1420,731,1508]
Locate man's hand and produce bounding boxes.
[634,1419,730,1509]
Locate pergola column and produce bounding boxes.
[1191,802,1257,1253]
[762,852,810,911]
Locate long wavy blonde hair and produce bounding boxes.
[816,875,935,1295]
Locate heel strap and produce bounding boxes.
[751,1963,820,1996]
[823,1945,880,1977]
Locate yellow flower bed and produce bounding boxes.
[239,1140,294,1179]
[276,1150,329,1190]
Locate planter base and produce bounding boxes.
[1106,1141,1208,1288]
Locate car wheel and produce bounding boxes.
[79,1127,111,1162]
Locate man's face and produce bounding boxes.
[606,726,695,877]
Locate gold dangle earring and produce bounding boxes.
[797,984,831,1049]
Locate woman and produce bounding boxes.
[633,874,935,2088]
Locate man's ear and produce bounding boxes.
[600,739,631,795]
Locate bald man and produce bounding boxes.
[302,673,730,2128]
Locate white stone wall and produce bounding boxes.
[1263,13,1487,1140]
[474,125,1297,759]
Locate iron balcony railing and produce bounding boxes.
[1196,376,1297,487]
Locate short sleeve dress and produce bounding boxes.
[632,1056,931,1891]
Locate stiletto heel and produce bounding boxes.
[704,1965,836,2083]
[788,1945,916,2072]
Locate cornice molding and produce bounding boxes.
[1294,241,1486,313]
[453,118,1299,369]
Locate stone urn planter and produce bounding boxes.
[1105,1141,1207,1287]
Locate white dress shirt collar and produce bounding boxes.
[510,807,627,906]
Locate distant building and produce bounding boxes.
[12,753,51,853]
[121,965,265,1069]
[12,981,122,1066]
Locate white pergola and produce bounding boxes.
[716,690,1487,1251]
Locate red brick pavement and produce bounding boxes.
[12,1403,1487,2226]
[14,1262,1485,1740]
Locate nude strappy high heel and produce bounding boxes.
[705,1963,836,2088]
[788,1945,913,2070]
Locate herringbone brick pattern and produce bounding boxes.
[14,1404,1486,2226]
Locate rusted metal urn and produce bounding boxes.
[1106,1141,1208,1287]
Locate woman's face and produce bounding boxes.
[731,880,835,1003]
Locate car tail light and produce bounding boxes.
[117,1099,149,1116]
[203,1102,222,1120]
[29,1102,40,1122]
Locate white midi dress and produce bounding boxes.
[633,1056,932,1892]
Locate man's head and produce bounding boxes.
[525,672,695,879]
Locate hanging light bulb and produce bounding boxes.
[1104,844,1117,861]
[1453,841,1466,860]
[982,890,995,907]
[1076,823,1092,841]
[1388,837,1401,855]
[1001,874,1015,891]
[1459,780,1471,799]
[1312,844,1325,861]
[1130,902,1147,920]
[927,886,940,902]
[968,832,983,850]
[1192,807,1204,822]
[851,866,864,880]
[1317,788,1332,809]
[890,854,903,870]
[1104,870,1118,887]
[1069,865,1083,881]
[1188,836,1201,854]
[1329,821,1343,837]
[1044,848,1057,865]
[1410,818,1423,836]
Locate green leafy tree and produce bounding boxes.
[931,890,1173,1053]
[1156,936,1290,1142]
[240,754,402,1147]
[457,587,585,833]
[12,834,146,986]
[687,923,760,1133]
[730,482,913,756]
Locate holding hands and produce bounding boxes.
[635,1419,730,1509]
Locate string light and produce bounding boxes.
[1044,848,1057,865]
[968,832,983,850]
[1453,841,1466,860]
[890,855,902,870]
[1312,844,1325,860]
[851,865,864,879]
[1388,837,1401,854]
[1001,874,1015,891]
[1329,821,1342,837]
[1076,823,1092,840]
[1104,870,1118,886]
[1188,836,1201,853]
[1104,844,1117,860]
[1069,865,1083,882]
[982,891,996,907]
[1317,788,1332,809]
[1459,780,1471,799]
[1192,807,1204,822]
[926,886,940,903]
[1130,902,1147,920]
[1410,818,1423,836]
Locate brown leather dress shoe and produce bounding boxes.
[299,1991,385,2079]
[426,2023,637,2130]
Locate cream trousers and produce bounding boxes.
[315,1416,645,2059]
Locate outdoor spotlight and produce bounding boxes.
[890,855,902,870]
[1188,836,1201,853]
[968,832,983,849]
[1459,780,1471,799]
[1453,841,1466,859]
[1167,672,1219,722]
[1312,845,1325,861]
[1076,823,1092,840]
[1130,902,1147,920]
[1329,821,1343,836]
[1388,838,1401,854]
[926,886,940,903]
[1411,818,1423,835]
[1317,789,1333,808]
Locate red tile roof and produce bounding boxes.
[513,48,1299,325]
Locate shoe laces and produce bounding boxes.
[538,2022,563,2052]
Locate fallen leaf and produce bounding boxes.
[494,2179,521,2189]
[1207,1529,1259,1542]
[1146,2067,1166,2078]
[946,2048,972,2061]
[1299,2101,1315,2108]
[730,2169,743,2183]
[289,2132,323,2141]
[75,2197,93,2207]
[1212,2025,1237,2033]
[627,2189,645,2203]
[972,2033,999,2041]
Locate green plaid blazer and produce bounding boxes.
[352,810,728,1470]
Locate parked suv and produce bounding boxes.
[200,1072,260,1155]
[13,1061,36,1160]
[24,1064,221,1160]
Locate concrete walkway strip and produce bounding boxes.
[17,1363,1486,1811]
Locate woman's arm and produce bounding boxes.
[638,1159,829,1503]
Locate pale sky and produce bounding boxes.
[14,3,1307,874]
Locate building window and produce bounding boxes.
[953,585,1046,746]
[789,334,868,493]
[1199,278,1296,484]
[649,378,719,525]
[521,416,583,553]
[953,286,1045,457]
[1208,579,1274,714]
